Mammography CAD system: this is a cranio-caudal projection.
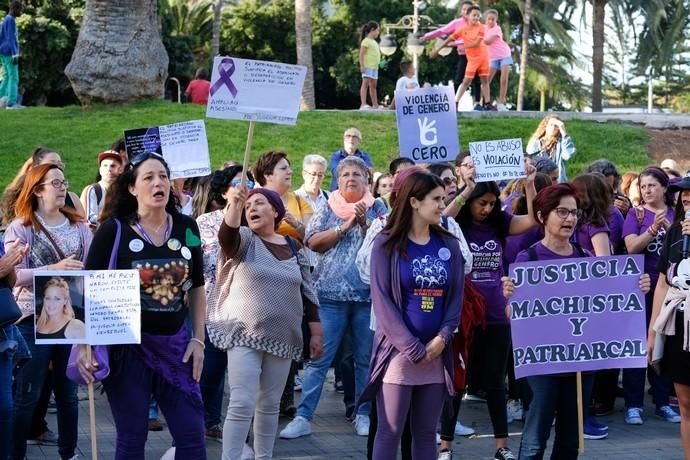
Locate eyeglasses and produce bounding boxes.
[128,152,165,169]
[442,177,457,186]
[460,162,473,168]
[229,178,255,189]
[40,179,69,189]
[304,170,325,178]
[553,207,582,220]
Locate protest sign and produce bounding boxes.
[206,56,307,126]
[124,120,211,180]
[508,255,647,379]
[469,138,526,182]
[34,270,141,346]
[395,86,459,164]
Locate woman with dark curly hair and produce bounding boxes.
[76,152,207,460]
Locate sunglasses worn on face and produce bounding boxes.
[304,170,325,178]
[230,178,255,189]
[128,152,165,169]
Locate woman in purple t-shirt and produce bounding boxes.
[622,167,679,425]
[571,174,613,256]
[365,170,464,460]
[503,183,651,459]
[456,163,537,460]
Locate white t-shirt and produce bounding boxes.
[395,76,419,92]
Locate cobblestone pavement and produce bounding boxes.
[26,374,684,460]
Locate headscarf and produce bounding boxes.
[248,188,285,228]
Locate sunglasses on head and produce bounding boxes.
[128,152,165,169]
[230,178,255,189]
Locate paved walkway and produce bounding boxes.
[26,372,684,459]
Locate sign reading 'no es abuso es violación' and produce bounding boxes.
[395,86,459,164]
[508,255,648,379]
[206,57,306,126]
[469,138,527,183]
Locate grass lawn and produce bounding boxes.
[0,101,651,192]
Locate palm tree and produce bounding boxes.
[516,0,532,111]
[211,1,223,58]
[65,0,169,104]
[295,0,315,110]
[591,0,607,112]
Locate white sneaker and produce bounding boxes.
[241,443,255,460]
[0,97,7,109]
[497,103,509,111]
[279,415,312,439]
[359,104,372,111]
[438,449,453,460]
[454,421,475,436]
[353,414,370,436]
[507,399,524,422]
[294,374,303,391]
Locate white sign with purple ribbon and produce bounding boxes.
[206,57,307,126]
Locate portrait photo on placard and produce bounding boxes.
[34,275,87,344]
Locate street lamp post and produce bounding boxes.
[379,0,451,78]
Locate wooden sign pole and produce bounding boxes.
[86,345,98,460]
[240,121,256,187]
[576,371,584,454]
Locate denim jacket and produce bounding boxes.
[0,322,30,368]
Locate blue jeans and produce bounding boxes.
[297,298,373,420]
[519,374,594,460]
[200,329,227,428]
[13,319,78,460]
[1,323,29,460]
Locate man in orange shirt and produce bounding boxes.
[185,68,211,105]
[431,5,495,111]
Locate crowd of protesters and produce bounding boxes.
[0,115,689,460]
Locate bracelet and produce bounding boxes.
[454,195,466,208]
[190,337,205,349]
[334,225,342,239]
[647,227,657,237]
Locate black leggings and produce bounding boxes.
[439,391,463,442]
[454,54,481,102]
[471,324,511,439]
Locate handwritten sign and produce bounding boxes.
[395,86,459,164]
[34,270,141,345]
[124,120,211,179]
[469,138,526,182]
[508,255,647,379]
[206,57,307,125]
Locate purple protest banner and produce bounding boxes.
[394,86,459,164]
[508,254,648,379]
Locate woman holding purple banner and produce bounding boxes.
[502,183,651,460]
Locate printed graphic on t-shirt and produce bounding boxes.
[647,227,666,256]
[133,258,190,312]
[470,239,501,271]
[411,254,447,312]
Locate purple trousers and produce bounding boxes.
[373,382,445,460]
[105,346,206,460]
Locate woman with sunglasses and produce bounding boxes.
[5,163,92,460]
[503,183,650,459]
[196,165,255,455]
[75,152,207,459]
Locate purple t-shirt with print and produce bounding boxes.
[464,211,513,324]
[399,233,449,344]
[503,226,542,273]
[622,207,674,282]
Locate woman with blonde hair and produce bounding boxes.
[526,115,576,183]
[36,276,85,340]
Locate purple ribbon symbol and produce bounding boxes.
[210,58,238,97]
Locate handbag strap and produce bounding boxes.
[34,219,66,260]
[108,219,122,269]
